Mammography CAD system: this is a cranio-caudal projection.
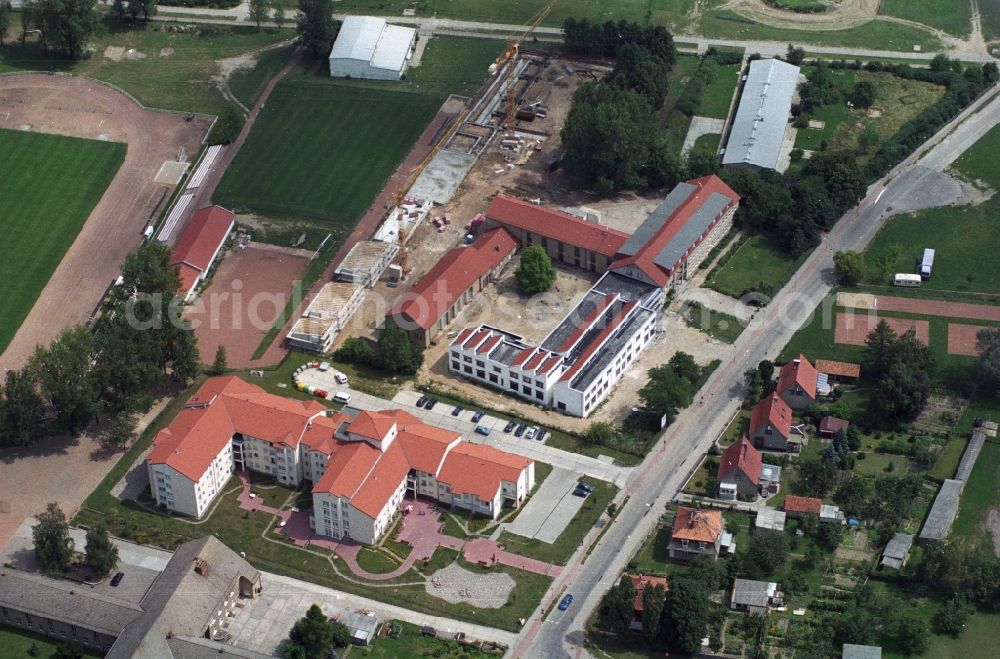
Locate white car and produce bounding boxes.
[334,373,348,385]
[525,426,539,440]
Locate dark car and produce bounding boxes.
[425,397,438,410]
[514,422,528,437]
[451,406,463,416]
[503,420,517,433]
[416,395,429,408]
[471,411,485,423]
[474,426,491,436]
[572,487,589,498]
[535,429,547,442]
[577,482,594,493]
[558,594,574,611]
[110,572,125,587]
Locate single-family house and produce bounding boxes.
[819,415,850,439]
[628,575,669,631]
[755,508,786,532]
[717,437,781,499]
[730,578,783,615]
[783,495,822,519]
[668,507,732,562]
[776,354,818,410]
[749,393,798,452]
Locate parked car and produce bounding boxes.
[525,426,539,440]
[416,395,429,408]
[577,482,594,494]
[425,398,439,410]
[514,422,528,437]
[334,373,348,385]
[474,426,491,436]
[535,429,547,442]
[471,411,485,422]
[451,406,463,416]
[503,420,517,433]
[572,487,589,498]
[110,572,125,587]
[558,594,574,610]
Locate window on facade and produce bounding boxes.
[476,370,486,379]
[464,365,473,374]
[522,385,531,394]
[535,391,543,400]
[475,360,485,367]
[489,374,498,383]
[451,361,459,370]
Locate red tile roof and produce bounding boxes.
[630,575,669,612]
[450,327,475,347]
[671,507,724,543]
[347,410,397,442]
[486,195,629,257]
[556,294,616,352]
[777,354,818,400]
[610,175,739,286]
[389,228,516,330]
[784,496,822,515]
[749,393,793,439]
[478,335,502,355]
[171,205,234,290]
[815,359,861,379]
[819,416,850,436]
[436,443,532,501]
[718,436,762,484]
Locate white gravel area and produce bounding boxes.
[425,564,515,609]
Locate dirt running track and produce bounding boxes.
[0,74,212,374]
[835,312,929,345]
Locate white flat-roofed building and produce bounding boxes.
[286,282,365,353]
[329,16,416,80]
[723,58,800,171]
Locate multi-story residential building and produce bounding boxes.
[286,281,366,353]
[146,377,534,544]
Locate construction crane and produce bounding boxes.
[391,1,557,278]
[490,0,559,134]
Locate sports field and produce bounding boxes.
[214,83,439,224]
[0,129,125,354]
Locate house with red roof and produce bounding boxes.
[628,575,669,631]
[749,393,799,452]
[776,354,819,410]
[717,437,782,500]
[385,227,516,346]
[147,377,534,544]
[170,205,234,302]
[668,507,733,562]
[783,496,823,519]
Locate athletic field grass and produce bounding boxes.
[0,129,125,355]
[880,0,972,37]
[214,84,439,224]
[216,37,501,226]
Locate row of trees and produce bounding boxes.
[297,0,339,59]
[0,243,200,448]
[598,573,708,655]
[333,325,424,376]
[562,18,676,63]
[32,502,119,577]
[15,0,101,58]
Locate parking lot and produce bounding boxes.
[296,367,632,487]
[503,467,586,543]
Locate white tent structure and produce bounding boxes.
[328,16,416,81]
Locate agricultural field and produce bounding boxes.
[215,36,501,225]
[706,234,801,299]
[0,129,125,355]
[879,0,972,37]
[0,20,294,118]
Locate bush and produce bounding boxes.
[208,108,244,145]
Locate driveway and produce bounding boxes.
[503,467,585,544]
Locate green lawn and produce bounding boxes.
[929,435,968,480]
[356,620,492,657]
[681,301,747,343]
[978,0,1000,42]
[356,547,403,574]
[925,611,1000,658]
[861,200,1000,296]
[0,624,101,659]
[952,438,1000,540]
[879,0,972,37]
[696,63,740,119]
[952,121,1000,187]
[0,21,295,117]
[228,42,297,108]
[706,234,801,299]
[497,476,618,565]
[690,132,721,158]
[698,10,943,51]
[0,129,125,355]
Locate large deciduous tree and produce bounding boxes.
[976,327,1000,396]
[296,0,336,59]
[515,244,557,294]
[84,523,119,576]
[30,325,100,434]
[33,502,74,575]
[833,250,864,287]
[607,44,670,110]
[600,575,636,635]
[660,576,709,655]
[34,0,101,59]
[283,604,349,658]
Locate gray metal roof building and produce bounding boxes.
[328,16,416,80]
[880,532,914,570]
[843,643,882,659]
[920,479,963,543]
[722,58,800,171]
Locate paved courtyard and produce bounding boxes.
[503,466,585,543]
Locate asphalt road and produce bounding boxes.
[516,84,1000,658]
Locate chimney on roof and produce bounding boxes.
[194,558,209,576]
